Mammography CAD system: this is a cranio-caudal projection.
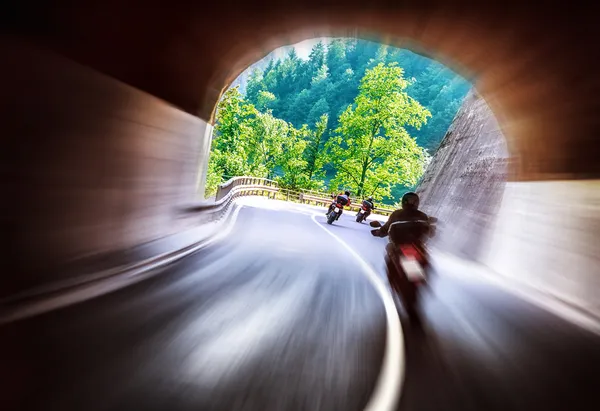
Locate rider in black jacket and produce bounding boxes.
[327,190,351,219]
[361,196,375,217]
[371,192,429,240]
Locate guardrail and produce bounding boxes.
[216,176,278,202]
[184,177,279,224]
[194,176,396,218]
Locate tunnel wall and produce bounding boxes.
[1,41,211,297]
[483,180,600,319]
[419,91,600,320]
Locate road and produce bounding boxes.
[1,197,599,411]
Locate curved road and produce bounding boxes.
[1,197,599,411]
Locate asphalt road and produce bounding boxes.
[1,197,599,411]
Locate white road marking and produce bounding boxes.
[310,214,404,411]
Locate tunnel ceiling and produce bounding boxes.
[5,0,600,180]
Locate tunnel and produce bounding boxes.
[1,1,599,410]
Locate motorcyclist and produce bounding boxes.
[371,191,431,322]
[327,190,351,219]
[371,192,429,240]
[361,196,375,218]
[371,191,433,278]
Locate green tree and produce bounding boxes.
[276,126,310,189]
[241,39,470,154]
[246,69,265,104]
[407,65,471,151]
[215,39,471,203]
[306,97,329,129]
[300,41,326,89]
[326,39,349,79]
[205,154,224,197]
[304,114,329,185]
[271,49,302,119]
[255,90,276,111]
[209,87,257,181]
[246,110,288,178]
[326,63,431,199]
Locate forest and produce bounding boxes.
[206,39,471,204]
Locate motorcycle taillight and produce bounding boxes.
[399,244,422,260]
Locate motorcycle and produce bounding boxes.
[355,204,371,223]
[370,216,437,321]
[326,200,345,225]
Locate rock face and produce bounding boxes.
[418,90,509,261]
[417,90,600,321]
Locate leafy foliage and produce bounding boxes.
[275,125,310,189]
[244,39,470,151]
[206,39,470,203]
[326,64,430,199]
[208,87,257,184]
[304,114,329,187]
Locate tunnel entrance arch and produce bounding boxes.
[7,1,597,180]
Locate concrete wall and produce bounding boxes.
[1,41,210,297]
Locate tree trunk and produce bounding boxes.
[358,132,377,197]
[358,160,368,197]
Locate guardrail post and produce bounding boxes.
[216,185,222,201]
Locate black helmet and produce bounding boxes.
[344,190,351,196]
[367,196,373,201]
[401,192,420,209]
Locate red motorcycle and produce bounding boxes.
[370,217,436,321]
[326,195,349,225]
[355,204,371,223]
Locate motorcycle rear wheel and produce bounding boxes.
[386,254,420,320]
[327,212,336,225]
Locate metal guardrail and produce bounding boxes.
[216,177,278,201]
[191,176,396,218]
[182,177,278,226]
